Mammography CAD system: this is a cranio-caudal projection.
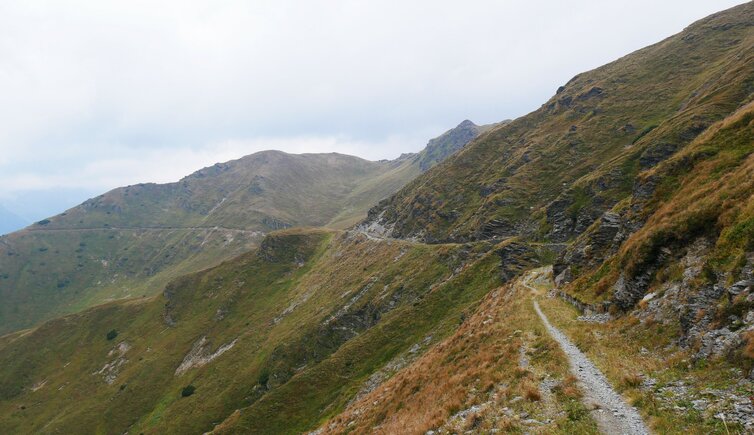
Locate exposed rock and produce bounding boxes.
[639,142,678,169]
[94,341,131,384]
[577,312,612,324]
[695,328,742,360]
[727,280,754,300]
[477,218,516,239]
[577,86,604,100]
[175,336,238,376]
[497,242,539,282]
[553,266,573,288]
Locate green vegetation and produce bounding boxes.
[0,138,479,335]
[366,3,754,244]
[0,230,531,434]
[0,3,752,434]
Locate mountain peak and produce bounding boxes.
[457,119,477,129]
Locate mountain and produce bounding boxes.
[1,3,753,434]
[0,122,484,335]
[0,205,27,236]
[0,229,541,434]
[413,119,503,171]
[362,4,754,244]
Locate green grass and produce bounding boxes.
[0,150,445,335]
[0,230,537,434]
[364,3,754,244]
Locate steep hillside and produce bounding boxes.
[413,120,502,171]
[0,121,484,335]
[2,4,753,434]
[363,3,754,244]
[0,229,539,434]
[350,2,754,431]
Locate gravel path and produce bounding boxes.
[533,300,650,435]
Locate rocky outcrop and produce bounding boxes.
[553,210,630,288]
[175,336,238,376]
[414,120,499,172]
[497,242,539,282]
[94,341,131,384]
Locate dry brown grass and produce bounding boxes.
[558,375,582,399]
[621,373,644,389]
[743,331,754,360]
[523,383,542,402]
[318,281,574,434]
[319,286,519,434]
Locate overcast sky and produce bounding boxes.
[0,0,747,221]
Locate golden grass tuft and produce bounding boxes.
[621,373,643,388]
[743,331,754,360]
[523,383,542,402]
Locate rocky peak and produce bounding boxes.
[456,119,478,129]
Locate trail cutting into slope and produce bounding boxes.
[21,225,264,235]
[524,271,650,435]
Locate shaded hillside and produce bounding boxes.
[363,3,754,244]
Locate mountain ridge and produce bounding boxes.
[1,3,753,434]
[0,121,486,334]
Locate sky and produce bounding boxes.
[0,0,747,225]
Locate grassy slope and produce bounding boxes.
[366,2,754,243]
[0,118,487,335]
[568,100,754,305]
[314,270,598,435]
[0,229,536,434]
[0,153,406,335]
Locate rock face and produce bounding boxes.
[414,120,492,172]
[497,242,539,282]
[553,210,631,288]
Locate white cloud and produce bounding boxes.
[0,0,747,199]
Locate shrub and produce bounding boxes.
[258,369,270,387]
[36,219,51,225]
[106,329,118,340]
[181,385,196,397]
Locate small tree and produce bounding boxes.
[181,385,196,397]
[106,329,118,340]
